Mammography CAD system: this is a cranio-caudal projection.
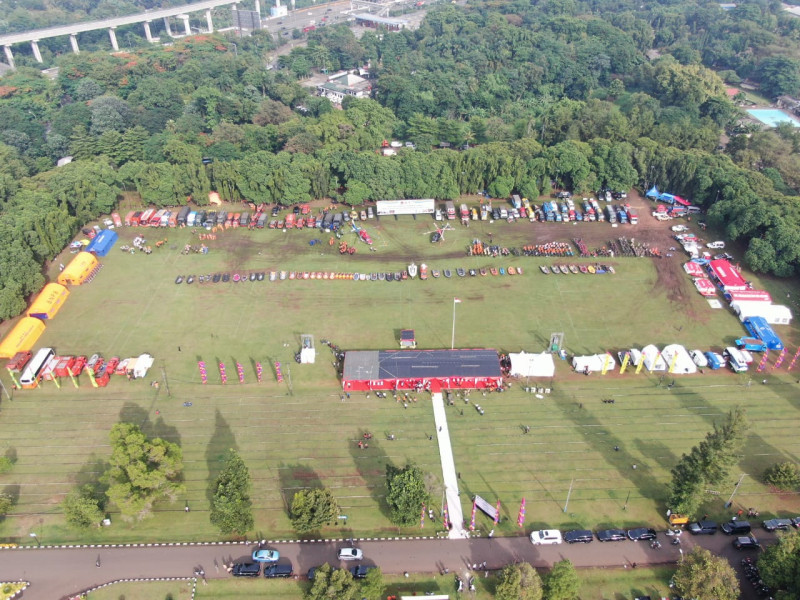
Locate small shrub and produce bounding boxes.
[0,456,13,474]
[763,461,800,491]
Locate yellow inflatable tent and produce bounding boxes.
[57,252,99,286]
[0,317,46,359]
[28,283,70,320]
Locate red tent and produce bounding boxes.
[708,259,748,291]
[684,262,705,277]
[694,278,717,296]
[724,289,772,304]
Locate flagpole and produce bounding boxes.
[451,298,457,349]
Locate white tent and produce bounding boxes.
[509,352,555,377]
[133,353,154,379]
[641,344,667,371]
[733,302,793,325]
[619,349,642,366]
[572,354,615,373]
[660,344,697,375]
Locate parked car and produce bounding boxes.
[563,530,593,544]
[690,350,708,368]
[688,520,717,535]
[264,563,293,578]
[762,518,793,532]
[232,563,261,577]
[792,516,800,528]
[337,548,363,561]
[706,241,726,249]
[721,520,751,535]
[596,529,627,542]
[252,549,280,562]
[530,529,563,545]
[627,528,657,541]
[367,207,374,218]
[733,534,760,550]
[350,565,376,579]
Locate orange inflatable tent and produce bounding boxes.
[58,253,99,286]
[28,283,70,320]
[0,317,46,359]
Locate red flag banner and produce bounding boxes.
[517,498,526,528]
[494,499,501,525]
[470,498,477,531]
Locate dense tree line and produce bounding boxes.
[3,2,800,321]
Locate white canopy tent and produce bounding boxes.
[641,344,667,371]
[572,354,615,373]
[733,302,792,325]
[509,351,556,377]
[660,344,697,375]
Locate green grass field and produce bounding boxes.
[82,565,676,600]
[0,211,798,547]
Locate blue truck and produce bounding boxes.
[735,337,767,352]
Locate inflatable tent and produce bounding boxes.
[85,229,118,257]
[660,344,697,374]
[58,252,99,286]
[509,351,556,377]
[641,344,667,371]
[27,283,69,320]
[0,317,46,359]
[572,354,615,373]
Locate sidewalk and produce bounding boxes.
[431,392,467,539]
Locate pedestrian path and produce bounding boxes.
[430,391,466,539]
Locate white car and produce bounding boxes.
[337,548,363,561]
[707,241,725,249]
[690,350,708,368]
[671,225,689,232]
[529,529,563,545]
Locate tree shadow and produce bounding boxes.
[4,447,17,465]
[348,430,394,522]
[205,409,239,505]
[73,456,111,507]
[119,401,181,444]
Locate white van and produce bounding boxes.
[724,347,748,372]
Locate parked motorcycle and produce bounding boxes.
[455,575,463,593]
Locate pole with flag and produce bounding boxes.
[443,501,450,530]
[788,347,800,371]
[420,504,425,528]
[469,497,477,531]
[451,298,461,350]
[620,352,630,374]
[774,348,788,369]
[517,498,526,528]
[757,350,769,373]
[495,499,501,525]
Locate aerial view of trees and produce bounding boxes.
[385,463,431,526]
[290,488,340,533]
[672,547,740,600]
[210,449,254,535]
[104,423,183,520]
[668,408,748,517]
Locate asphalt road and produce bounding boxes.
[0,530,773,600]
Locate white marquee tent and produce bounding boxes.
[572,354,615,373]
[509,351,556,377]
[660,344,697,375]
[641,344,667,371]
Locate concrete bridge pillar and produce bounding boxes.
[254,0,261,17]
[69,34,80,54]
[108,27,119,51]
[30,40,43,63]
[143,21,155,42]
[205,9,214,33]
[291,0,296,11]
[181,15,191,36]
[3,45,15,70]
[163,17,174,37]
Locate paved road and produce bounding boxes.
[0,530,773,600]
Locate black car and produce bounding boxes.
[349,565,376,579]
[688,520,717,535]
[563,529,593,544]
[307,566,319,580]
[596,529,627,542]
[264,563,293,578]
[272,206,280,217]
[627,528,657,541]
[232,562,261,577]
[212,273,221,283]
[492,208,501,220]
[721,520,751,535]
[762,518,793,532]
[733,534,760,550]
[791,516,800,528]
[222,273,230,282]
[293,205,301,214]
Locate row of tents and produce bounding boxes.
[0,252,103,359]
[573,344,699,374]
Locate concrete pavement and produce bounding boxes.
[0,530,775,600]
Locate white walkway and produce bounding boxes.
[431,392,467,539]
